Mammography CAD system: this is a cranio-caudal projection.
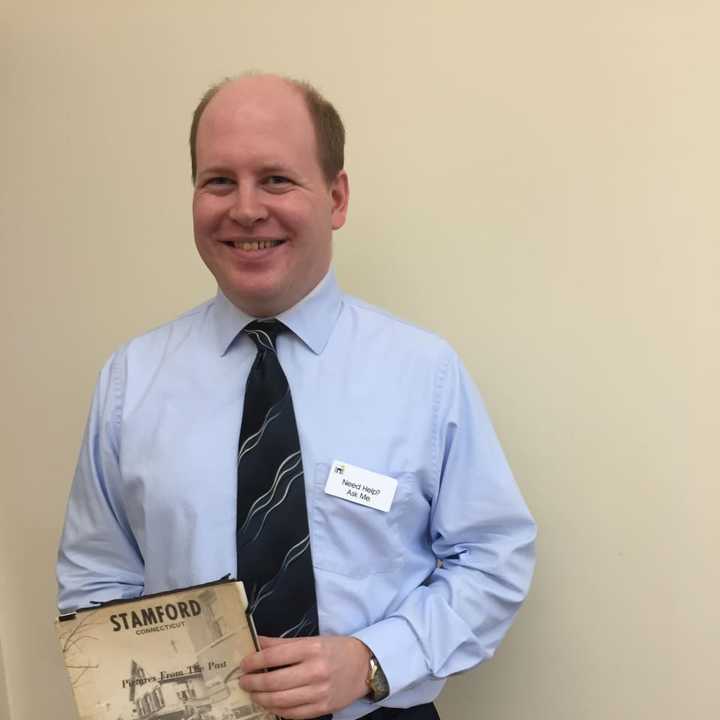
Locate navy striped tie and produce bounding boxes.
[236,319,320,640]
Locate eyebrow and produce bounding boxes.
[257,164,295,176]
[196,165,234,178]
[197,163,295,178]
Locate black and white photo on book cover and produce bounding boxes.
[56,580,275,720]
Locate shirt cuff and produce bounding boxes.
[352,616,429,697]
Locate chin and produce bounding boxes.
[225,285,289,317]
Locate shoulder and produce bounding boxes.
[111,298,214,359]
[339,293,457,365]
[99,297,217,393]
[337,294,486,438]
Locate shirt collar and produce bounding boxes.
[211,268,343,356]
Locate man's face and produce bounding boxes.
[192,77,349,317]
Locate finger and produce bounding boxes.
[256,700,332,720]
[242,637,321,673]
[250,684,322,711]
[257,634,305,648]
[239,664,306,693]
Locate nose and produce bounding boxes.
[228,184,268,227]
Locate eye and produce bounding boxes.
[264,175,293,191]
[206,176,234,187]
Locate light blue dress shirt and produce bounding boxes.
[57,269,536,719]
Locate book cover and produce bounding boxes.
[55,579,274,720]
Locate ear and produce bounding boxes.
[329,170,350,230]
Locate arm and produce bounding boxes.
[353,349,537,695]
[240,350,536,714]
[57,350,145,613]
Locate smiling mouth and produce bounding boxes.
[221,239,285,251]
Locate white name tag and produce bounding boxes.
[325,460,398,512]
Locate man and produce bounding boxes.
[58,74,536,720]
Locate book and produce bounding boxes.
[55,578,275,720]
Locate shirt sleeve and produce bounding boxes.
[353,348,537,697]
[56,349,145,612]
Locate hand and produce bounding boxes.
[238,634,371,719]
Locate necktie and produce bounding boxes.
[236,319,320,639]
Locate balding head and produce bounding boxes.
[189,73,345,186]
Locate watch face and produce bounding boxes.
[369,656,390,701]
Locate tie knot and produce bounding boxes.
[244,319,284,352]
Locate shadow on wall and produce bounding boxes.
[0,636,10,720]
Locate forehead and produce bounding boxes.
[195,78,318,170]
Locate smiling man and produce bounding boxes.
[191,76,349,318]
[58,74,537,720]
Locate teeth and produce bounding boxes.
[232,240,280,251]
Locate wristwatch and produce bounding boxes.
[366,652,390,702]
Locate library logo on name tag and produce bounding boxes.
[325,460,398,512]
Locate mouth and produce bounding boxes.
[220,239,286,252]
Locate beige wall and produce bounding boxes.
[2,2,717,718]
[0,639,9,720]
